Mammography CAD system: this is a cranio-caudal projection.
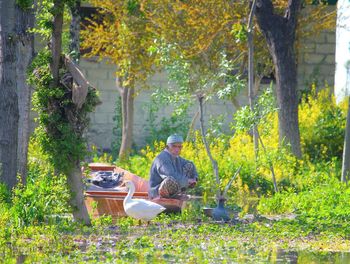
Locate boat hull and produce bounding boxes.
[85,163,186,219]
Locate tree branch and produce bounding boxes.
[197,93,221,198]
[285,0,301,31]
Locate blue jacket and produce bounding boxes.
[148,149,198,198]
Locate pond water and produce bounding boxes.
[7,247,350,263]
[4,196,350,263]
[264,249,350,264]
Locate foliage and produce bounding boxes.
[205,114,232,144]
[81,0,158,87]
[299,85,346,160]
[29,0,73,53]
[0,183,11,204]
[16,0,33,10]
[81,0,161,159]
[233,86,277,134]
[0,139,71,237]
[28,48,99,174]
[141,0,335,86]
[158,43,245,100]
[10,139,71,227]
[255,88,348,227]
[90,145,114,164]
[256,161,350,230]
[142,90,190,146]
[122,85,346,200]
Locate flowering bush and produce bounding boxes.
[119,86,346,202]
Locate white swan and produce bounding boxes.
[123,180,166,222]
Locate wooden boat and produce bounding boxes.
[85,163,186,219]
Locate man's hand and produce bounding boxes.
[188,178,197,188]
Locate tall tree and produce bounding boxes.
[29,0,99,225]
[81,0,158,160]
[15,2,35,183]
[0,0,19,190]
[247,0,259,157]
[342,97,350,183]
[51,0,91,225]
[255,0,302,157]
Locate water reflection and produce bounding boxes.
[7,248,350,263]
[185,197,350,263]
[270,248,350,264]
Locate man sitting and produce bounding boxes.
[149,134,198,199]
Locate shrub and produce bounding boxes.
[10,139,70,227]
[120,85,346,209]
[257,173,350,227]
[299,86,346,161]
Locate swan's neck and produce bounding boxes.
[124,183,135,205]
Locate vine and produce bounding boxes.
[28,48,99,174]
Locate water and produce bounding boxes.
[7,248,350,263]
[4,196,350,263]
[266,249,350,264]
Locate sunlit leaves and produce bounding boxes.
[81,0,157,87]
[233,87,278,134]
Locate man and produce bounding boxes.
[149,134,198,199]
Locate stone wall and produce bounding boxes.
[80,58,247,150]
[297,30,336,91]
[81,31,336,151]
[30,7,337,152]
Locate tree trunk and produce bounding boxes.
[274,45,301,158]
[66,163,91,225]
[255,0,302,158]
[15,4,34,184]
[248,0,259,158]
[51,0,64,85]
[0,0,19,190]
[341,96,350,183]
[69,0,81,63]
[50,0,91,224]
[117,77,134,160]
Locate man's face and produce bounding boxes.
[168,143,183,156]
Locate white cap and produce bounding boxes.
[166,134,184,145]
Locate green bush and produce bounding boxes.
[257,178,350,227]
[299,87,346,161]
[0,183,11,204]
[10,139,70,227]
